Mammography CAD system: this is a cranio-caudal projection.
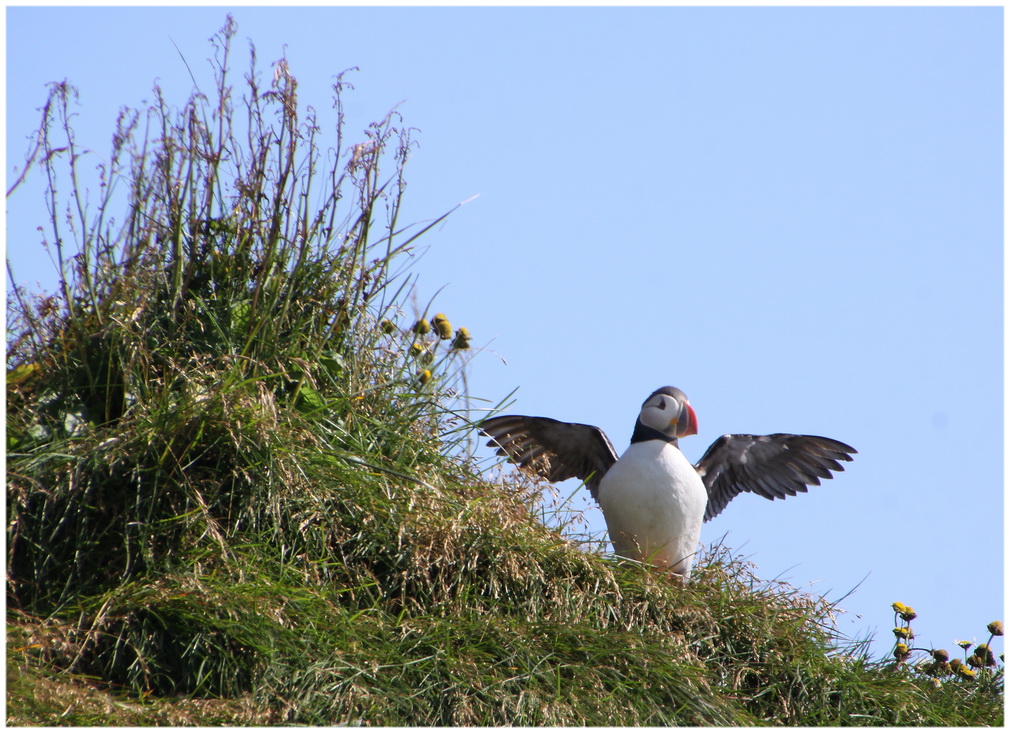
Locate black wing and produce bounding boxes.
[696,434,856,522]
[478,415,619,501]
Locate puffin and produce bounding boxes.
[479,386,855,579]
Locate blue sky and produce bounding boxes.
[6,7,1003,659]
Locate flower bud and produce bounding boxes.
[987,620,1003,636]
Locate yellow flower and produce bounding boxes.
[380,318,396,334]
[413,318,431,335]
[987,620,1003,637]
[432,313,453,339]
[893,643,911,663]
[893,627,913,640]
[409,342,424,358]
[418,369,432,385]
[955,640,972,650]
[452,327,471,350]
[957,665,977,680]
[891,602,908,614]
[900,607,917,622]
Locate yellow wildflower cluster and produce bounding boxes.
[889,602,1003,686]
[378,310,474,390]
[394,313,472,352]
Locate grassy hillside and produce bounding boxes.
[6,18,1002,726]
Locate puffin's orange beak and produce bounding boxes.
[673,401,698,437]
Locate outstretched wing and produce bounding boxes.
[479,415,619,501]
[696,434,856,522]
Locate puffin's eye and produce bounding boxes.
[657,397,666,410]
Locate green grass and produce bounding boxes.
[6,16,1002,726]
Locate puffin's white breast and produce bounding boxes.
[597,440,708,577]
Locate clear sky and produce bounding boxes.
[6,7,1003,660]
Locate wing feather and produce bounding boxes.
[478,415,619,501]
[697,433,856,522]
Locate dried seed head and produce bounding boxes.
[380,318,396,334]
[975,644,997,666]
[931,648,950,663]
[987,620,1004,636]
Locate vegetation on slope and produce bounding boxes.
[6,17,1003,726]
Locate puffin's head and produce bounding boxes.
[637,386,698,439]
